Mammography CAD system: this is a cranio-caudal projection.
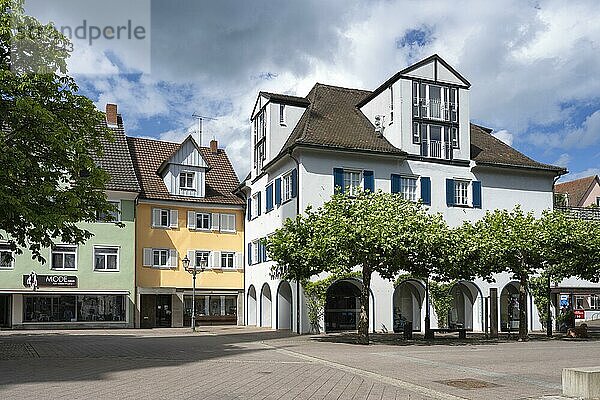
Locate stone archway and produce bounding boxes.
[500,281,521,332]
[260,283,272,328]
[247,285,257,326]
[449,281,482,330]
[393,279,426,332]
[276,281,293,330]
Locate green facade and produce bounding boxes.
[0,198,136,329]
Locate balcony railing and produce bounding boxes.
[421,140,453,160]
[555,206,600,220]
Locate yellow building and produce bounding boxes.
[127,135,245,328]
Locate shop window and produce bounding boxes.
[23,295,126,323]
[77,295,126,321]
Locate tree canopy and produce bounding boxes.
[1,0,117,262]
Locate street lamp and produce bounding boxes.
[184,255,206,332]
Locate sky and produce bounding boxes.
[26,0,600,181]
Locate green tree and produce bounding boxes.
[474,207,546,340]
[1,0,117,262]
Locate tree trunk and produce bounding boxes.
[357,267,371,345]
[518,274,528,341]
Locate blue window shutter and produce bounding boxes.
[291,168,298,198]
[247,198,252,220]
[257,192,262,216]
[333,168,344,193]
[247,243,252,265]
[266,184,273,211]
[275,178,282,206]
[421,177,431,205]
[364,170,374,192]
[472,181,482,209]
[391,174,401,194]
[262,241,267,262]
[446,179,455,207]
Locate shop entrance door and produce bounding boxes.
[140,295,156,328]
[0,295,10,328]
[156,294,172,328]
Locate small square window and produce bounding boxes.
[454,180,469,206]
[195,251,210,268]
[153,249,169,268]
[343,171,361,196]
[179,171,195,190]
[94,247,119,271]
[221,252,235,269]
[0,244,14,269]
[52,245,77,270]
[196,213,210,230]
[97,201,120,222]
[220,214,236,233]
[400,177,418,202]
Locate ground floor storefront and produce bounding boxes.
[136,288,244,328]
[0,291,134,329]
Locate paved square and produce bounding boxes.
[0,327,598,399]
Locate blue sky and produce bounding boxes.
[28,0,600,180]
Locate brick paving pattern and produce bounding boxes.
[0,327,597,400]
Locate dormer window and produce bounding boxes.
[180,171,195,190]
[412,81,458,123]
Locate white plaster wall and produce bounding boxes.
[268,102,305,162]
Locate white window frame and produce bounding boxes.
[220,213,236,233]
[400,177,418,202]
[279,104,286,126]
[93,246,120,272]
[179,171,195,190]
[51,244,77,271]
[194,250,210,268]
[221,252,235,269]
[343,170,362,197]
[152,248,170,269]
[196,212,211,230]
[252,193,260,219]
[152,208,170,228]
[282,171,293,202]
[0,243,14,270]
[454,179,470,206]
[413,81,458,123]
[389,86,394,123]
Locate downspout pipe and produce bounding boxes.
[288,149,302,335]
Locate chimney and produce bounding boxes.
[210,139,218,154]
[105,103,118,127]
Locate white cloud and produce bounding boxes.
[30,0,600,178]
[554,153,571,168]
[492,130,514,146]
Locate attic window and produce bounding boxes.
[179,171,195,190]
[279,104,286,125]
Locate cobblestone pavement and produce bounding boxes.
[0,327,597,400]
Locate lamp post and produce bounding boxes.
[184,255,206,332]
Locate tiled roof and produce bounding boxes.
[260,85,563,175]
[470,124,565,173]
[126,136,243,205]
[279,83,405,156]
[96,115,140,193]
[555,175,600,206]
[259,91,311,107]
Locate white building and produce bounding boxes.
[240,54,567,334]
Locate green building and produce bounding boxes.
[0,104,140,329]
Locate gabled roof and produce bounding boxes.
[470,124,565,173]
[277,83,406,157]
[96,115,140,193]
[357,54,471,108]
[555,175,600,206]
[127,137,243,205]
[156,135,208,175]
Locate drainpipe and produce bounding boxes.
[288,149,301,335]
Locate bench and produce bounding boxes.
[429,328,467,339]
[563,367,600,399]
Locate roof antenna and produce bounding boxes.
[191,113,216,146]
